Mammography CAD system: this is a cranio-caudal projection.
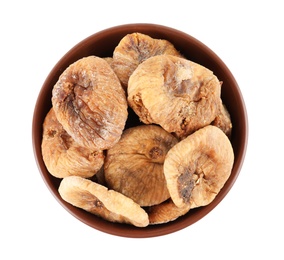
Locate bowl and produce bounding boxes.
[32,23,248,238]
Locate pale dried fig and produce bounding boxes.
[41,108,104,178]
[52,56,128,151]
[112,33,182,88]
[103,57,114,69]
[104,125,178,207]
[90,165,107,186]
[164,125,234,208]
[128,55,222,139]
[146,199,190,225]
[59,176,149,227]
[211,103,232,138]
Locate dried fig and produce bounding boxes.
[164,125,234,208]
[211,103,232,138]
[128,55,222,139]
[103,57,114,70]
[52,56,128,151]
[104,125,178,207]
[112,33,182,88]
[146,199,190,225]
[41,108,104,178]
[59,176,149,227]
[90,165,107,186]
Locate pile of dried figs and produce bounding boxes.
[41,33,234,227]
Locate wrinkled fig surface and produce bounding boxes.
[41,108,104,178]
[164,125,234,208]
[52,56,128,151]
[113,33,182,88]
[59,176,149,227]
[128,55,222,139]
[146,199,190,225]
[211,103,232,138]
[104,125,178,206]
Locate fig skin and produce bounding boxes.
[59,176,149,227]
[164,125,234,208]
[41,108,104,178]
[146,199,190,225]
[104,125,178,207]
[128,55,222,139]
[52,56,128,151]
[112,33,182,88]
[211,103,232,138]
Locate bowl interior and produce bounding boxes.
[32,23,248,238]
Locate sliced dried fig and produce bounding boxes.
[52,56,128,151]
[164,125,234,208]
[112,33,182,88]
[211,103,232,138]
[146,199,190,225]
[128,55,222,139]
[41,108,104,178]
[104,125,178,207]
[58,176,149,227]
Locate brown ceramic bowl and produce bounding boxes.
[32,23,248,238]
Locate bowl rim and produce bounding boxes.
[32,23,248,238]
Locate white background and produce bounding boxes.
[1,0,283,259]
